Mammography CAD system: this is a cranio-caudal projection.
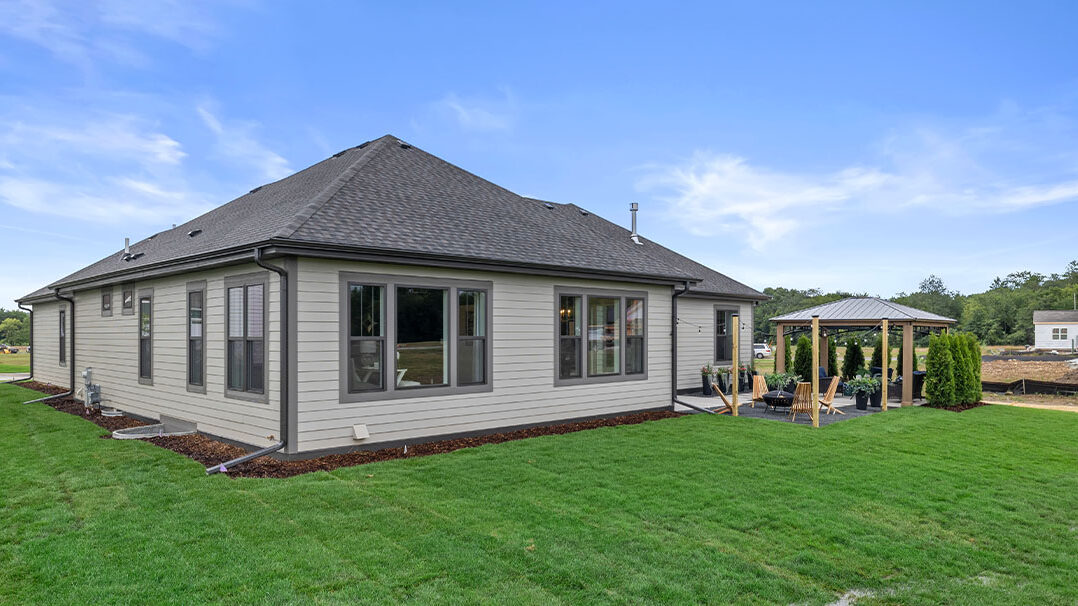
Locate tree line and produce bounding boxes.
[753,260,1078,346]
[0,309,30,345]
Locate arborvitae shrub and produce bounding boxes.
[842,338,865,380]
[960,333,982,403]
[827,336,839,377]
[869,334,892,371]
[783,334,792,372]
[925,333,956,407]
[951,334,975,404]
[793,335,813,380]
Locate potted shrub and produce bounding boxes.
[739,364,753,391]
[700,363,714,396]
[764,372,785,392]
[847,374,879,410]
[716,367,731,394]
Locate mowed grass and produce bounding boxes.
[0,351,30,373]
[1,384,1076,605]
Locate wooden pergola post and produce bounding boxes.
[775,323,786,373]
[811,315,820,428]
[902,322,914,406]
[880,318,889,411]
[731,313,740,416]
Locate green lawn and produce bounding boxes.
[1,384,1076,604]
[0,351,30,373]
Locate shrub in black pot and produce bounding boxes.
[847,375,879,411]
[700,363,714,396]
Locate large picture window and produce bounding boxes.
[226,276,265,398]
[556,289,647,384]
[187,282,205,391]
[138,293,152,383]
[340,273,492,402]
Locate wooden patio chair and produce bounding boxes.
[709,382,733,414]
[789,382,814,423]
[819,376,845,415]
[751,374,767,407]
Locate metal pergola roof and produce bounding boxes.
[770,297,955,326]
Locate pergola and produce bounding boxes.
[771,298,956,408]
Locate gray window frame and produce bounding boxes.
[101,288,113,317]
[224,272,269,403]
[121,286,135,315]
[186,280,207,394]
[338,272,493,404]
[137,287,153,385]
[59,308,66,366]
[714,305,739,365]
[553,287,649,386]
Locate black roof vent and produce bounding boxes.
[579,209,589,216]
[123,252,145,262]
[397,140,411,149]
[187,229,203,238]
[358,141,369,149]
[249,185,263,194]
[332,149,349,158]
[543,202,554,210]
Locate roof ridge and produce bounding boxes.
[273,136,390,240]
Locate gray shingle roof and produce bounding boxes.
[1033,310,1078,323]
[770,297,956,323]
[26,134,763,300]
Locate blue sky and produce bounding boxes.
[1,1,1077,307]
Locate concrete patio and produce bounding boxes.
[675,392,915,425]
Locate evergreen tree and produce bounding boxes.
[868,334,892,371]
[962,333,982,403]
[841,338,865,380]
[950,333,975,404]
[793,335,813,380]
[783,334,792,372]
[925,334,956,407]
[827,336,838,377]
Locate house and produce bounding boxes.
[17,135,765,460]
[1033,310,1078,350]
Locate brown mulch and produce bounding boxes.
[17,380,70,396]
[13,381,684,478]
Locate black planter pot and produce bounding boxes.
[870,389,882,407]
[855,393,869,410]
[784,380,797,393]
[702,376,712,396]
[716,376,729,395]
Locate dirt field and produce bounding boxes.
[981,360,1078,383]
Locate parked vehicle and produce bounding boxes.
[0,344,20,354]
[753,343,772,358]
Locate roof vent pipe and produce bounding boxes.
[630,202,642,245]
[124,238,130,255]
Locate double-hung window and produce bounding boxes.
[341,273,492,402]
[138,291,152,384]
[101,290,112,317]
[59,309,66,365]
[555,289,647,384]
[1053,328,1068,341]
[187,282,206,391]
[226,275,266,398]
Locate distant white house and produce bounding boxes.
[1032,310,1078,350]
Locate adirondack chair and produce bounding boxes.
[710,381,734,414]
[789,382,814,423]
[819,376,844,415]
[751,374,767,407]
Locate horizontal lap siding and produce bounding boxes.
[295,258,672,452]
[30,300,70,388]
[676,297,754,391]
[72,263,280,448]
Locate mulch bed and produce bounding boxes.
[925,402,992,413]
[12,381,683,478]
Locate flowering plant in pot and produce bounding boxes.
[715,366,732,394]
[700,363,715,396]
[846,374,880,410]
[738,363,753,391]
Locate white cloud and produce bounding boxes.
[435,89,516,132]
[197,104,292,181]
[641,106,1078,250]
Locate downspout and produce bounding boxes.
[206,247,289,474]
[2,302,33,385]
[23,290,75,404]
[670,281,716,414]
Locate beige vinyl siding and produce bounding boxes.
[294,258,673,452]
[72,263,281,448]
[676,296,754,391]
[30,300,71,388]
